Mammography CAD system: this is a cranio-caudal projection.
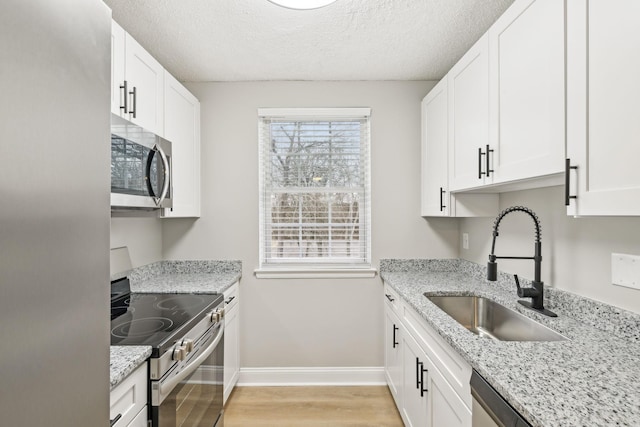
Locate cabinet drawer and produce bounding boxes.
[383,282,400,314]
[402,301,472,409]
[110,363,148,427]
[223,282,239,312]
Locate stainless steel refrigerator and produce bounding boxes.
[0,0,112,425]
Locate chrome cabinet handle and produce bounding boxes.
[129,86,137,118]
[119,80,128,113]
[565,158,578,206]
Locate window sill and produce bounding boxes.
[254,267,378,279]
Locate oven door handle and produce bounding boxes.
[158,322,224,399]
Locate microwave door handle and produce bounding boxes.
[155,143,170,206]
[145,148,159,204]
[157,323,224,403]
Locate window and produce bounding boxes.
[257,108,373,278]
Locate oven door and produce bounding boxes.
[152,323,224,427]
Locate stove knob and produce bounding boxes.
[210,309,223,323]
[172,345,187,361]
[181,338,194,353]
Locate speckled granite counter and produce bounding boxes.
[127,260,242,294]
[110,346,151,390]
[380,259,640,427]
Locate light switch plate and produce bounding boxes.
[611,253,640,290]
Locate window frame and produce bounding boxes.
[255,108,375,279]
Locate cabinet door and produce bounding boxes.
[125,34,164,135]
[402,333,429,427]
[566,0,640,215]
[427,359,472,427]
[111,21,126,117]
[384,305,403,407]
[421,79,449,216]
[162,72,201,218]
[489,0,565,184]
[223,283,240,404]
[448,34,490,191]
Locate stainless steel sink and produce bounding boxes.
[424,295,567,342]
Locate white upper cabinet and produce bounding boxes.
[448,34,491,191]
[111,20,164,136]
[162,72,201,218]
[488,0,565,184]
[422,79,449,216]
[421,36,498,218]
[566,0,640,216]
[124,34,164,136]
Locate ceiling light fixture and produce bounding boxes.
[267,0,338,10]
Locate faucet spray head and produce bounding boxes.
[487,255,497,281]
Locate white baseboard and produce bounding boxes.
[237,366,386,386]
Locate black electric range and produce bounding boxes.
[110,277,226,427]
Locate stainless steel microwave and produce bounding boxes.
[111,115,173,210]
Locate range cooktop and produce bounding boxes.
[110,293,222,350]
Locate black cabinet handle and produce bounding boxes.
[486,144,494,178]
[565,158,578,206]
[385,294,395,302]
[392,324,398,348]
[119,80,128,113]
[420,364,428,397]
[439,187,446,212]
[129,86,137,118]
[478,147,485,179]
[416,357,422,390]
[225,296,236,305]
[110,414,122,427]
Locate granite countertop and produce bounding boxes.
[127,260,242,294]
[109,346,152,390]
[380,259,640,427]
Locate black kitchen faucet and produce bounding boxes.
[487,206,557,317]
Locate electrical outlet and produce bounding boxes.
[611,253,640,290]
[462,233,469,250]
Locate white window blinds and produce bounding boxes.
[258,108,371,269]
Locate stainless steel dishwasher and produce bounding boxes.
[471,370,532,427]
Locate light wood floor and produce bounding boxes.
[224,386,404,427]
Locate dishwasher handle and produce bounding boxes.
[470,370,531,427]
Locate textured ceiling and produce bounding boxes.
[104,0,514,82]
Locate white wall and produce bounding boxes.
[110,216,163,268]
[162,81,460,368]
[459,186,640,314]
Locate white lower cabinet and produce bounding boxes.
[110,363,148,427]
[383,284,472,427]
[384,300,403,407]
[223,282,240,404]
